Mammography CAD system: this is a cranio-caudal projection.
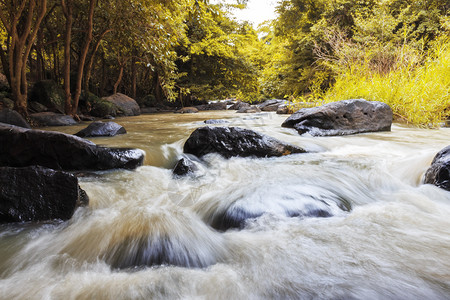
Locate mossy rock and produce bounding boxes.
[137,94,158,108]
[0,98,14,109]
[90,98,119,118]
[30,80,65,113]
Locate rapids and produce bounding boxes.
[1,111,450,299]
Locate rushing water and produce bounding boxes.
[1,111,450,299]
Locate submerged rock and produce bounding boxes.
[282,99,393,136]
[75,121,126,137]
[205,184,351,231]
[0,166,88,223]
[30,112,78,126]
[183,126,306,159]
[424,146,450,191]
[0,109,31,128]
[0,123,144,170]
[60,205,227,269]
[204,119,230,124]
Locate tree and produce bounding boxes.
[0,0,47,116]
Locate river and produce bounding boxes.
[1,111,450,299]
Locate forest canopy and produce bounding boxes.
[0,0,449,125]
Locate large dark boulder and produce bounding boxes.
[282,99,393,136]
[30,80,65,113]
[424,146,450,191]
[0,109,31,128]
[30,112,77,126]
[103,93,140,116]
[75,121,126,137]
[0,123,144,170]
[183,126,306,159]
[0,166,88,223]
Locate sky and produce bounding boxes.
[223,0,279,27]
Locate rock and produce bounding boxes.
[75,121,126,137]
[28,101,48,113]
[90,98,118,118]
[175,107,199,114]
[78,114,95,122]
[183,126,306,159]
[95,206,227,269]
[172,157,199,177]
[103,93,140,116]
[0,98,14,109]
[237,106,261,113]
[229,101,250,110]
[204,119,230,124]
[208,183,350,231]
[424,146,450,191]
[0,166,88,223]
[30,112,77,126]
[276,104,289,114]
[29,80,65,113]
[257,99,285,112]
[0,123,145,170]
[281,99,393,136]
[0,73,9,92]
[0,109,31,128]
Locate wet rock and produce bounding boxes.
[172,157,199,177]
[229,101,250,110]
[30,112,78,126]
[424,146,450,191]
[96,207,227,269]
[207,184,349,231]
[184,126,306,159]
[0,123,144,170]
[75,121,126,137]
[103,93,140,116]
[204,119,230,124]
[282,99,392,136]
[175,107,199,114]
[0,166,88,223]
[0,109,31,128]
[29,80,65,114]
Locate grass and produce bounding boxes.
[299,40,450,127]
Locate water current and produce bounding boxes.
[1,111,450,299]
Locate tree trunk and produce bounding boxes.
[0,45,11,87]
[71,0,95,116]
[131,56,137,99]
[113,62,124,94]
[0,0,48,116]
[83,29,111,94]
[154,72,162,103]
[61,0,73,114]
